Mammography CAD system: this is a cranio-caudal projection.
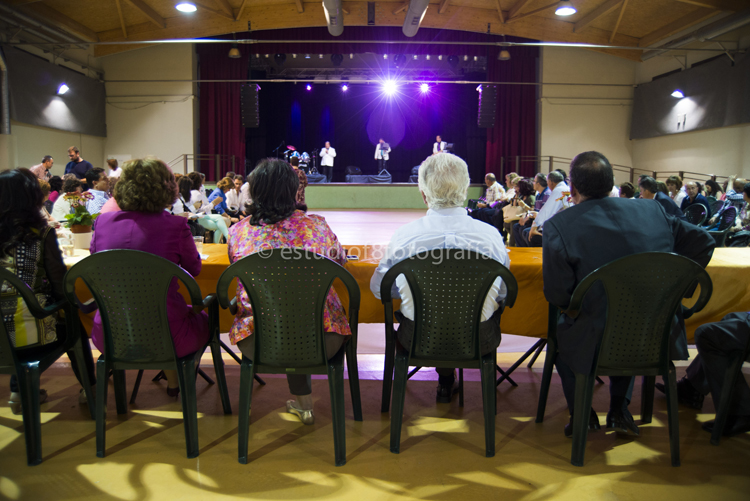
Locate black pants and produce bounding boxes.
[513,222,542,247]
[237,333,346,395]
[470,208,497,226]
[378,159,388,173]
[555,357,633,415]
[324,165,333,183]
[9,324,96,393]
[395,308,503,386]
[690,312,750,416]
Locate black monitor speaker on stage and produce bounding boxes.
[240,84,260,128]
[477,85,497,128]
[345,166,362,176]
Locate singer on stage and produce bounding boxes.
[375,138,390,174]
[320,141,336,182]
[433,135,447,154]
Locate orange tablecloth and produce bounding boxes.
[71,245,750,343]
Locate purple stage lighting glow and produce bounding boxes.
[342,84,349,91]
[420,83,430,94]
[382,80,398,96]
[306,84,312,91]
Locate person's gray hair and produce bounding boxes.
[547,171,564,184]
[418,154,470,210]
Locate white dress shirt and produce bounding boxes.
[433,141,447,154]
[609,185,620,197]
[375,143,390,161]
[109,167,122,178]
[50,197,72,221]
[370,207,509,322]
[673,187,687,207]
[190,189,212,214]
[533,181,569,229]
[225,188,244,211]
[320,147,336,167]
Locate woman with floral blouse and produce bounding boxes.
[227,158,350,425]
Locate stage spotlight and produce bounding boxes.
[331,53,344,67]
[420,83,430,94]
[447,55,460,69]
[57,83,69,95]
[274,53,287,66]
[413,54,418,60]
[425,54,430,60]
[671,89,685,98]
[438,55,443,61]
[264,54,269,58]
[463,55,468,62]
[175,2,197,13]
[349,53,354,59]
[292,53,297,58]
[382,80,398,96]
[228,45,241,58]
[383,54,388,60]
[342,84,349,91]
[255,53,260,58]
[498,49,510,61]
[305,54,311,59]
[306,84,312,91]
[319,54,323,59]
[555,0,577,16]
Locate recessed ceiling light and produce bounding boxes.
[671,90,685,98]
[175,2,197,13]
[555,1,576,16]
[57,83,69,95]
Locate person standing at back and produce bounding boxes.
[64,147,93,181]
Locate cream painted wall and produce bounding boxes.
[101,44,196,172]
[539,48,636,184]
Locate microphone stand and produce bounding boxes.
[310,149,319,174]
[272,140,285,159]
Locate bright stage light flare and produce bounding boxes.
[306,84,312,91]
[382,80,398,96]
[57,83,69,95]
[175,2,197,13]
[671,89,685,98]
[342,84,349,91]
[420,83,430,93]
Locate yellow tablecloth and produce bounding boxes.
[69,245,750,343]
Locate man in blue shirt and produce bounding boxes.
[680,181,712,219]
[65,146,93,180]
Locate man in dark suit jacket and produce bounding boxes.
[543,151,715,437]
[638,176,685,219]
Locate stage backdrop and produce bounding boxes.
[197,27,539,182]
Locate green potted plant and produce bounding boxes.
[63,191,98,233]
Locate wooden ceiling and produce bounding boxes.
[0,0,747,60]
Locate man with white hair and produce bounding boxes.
[371,154,510,403]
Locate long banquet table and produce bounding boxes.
[67,245,750,343]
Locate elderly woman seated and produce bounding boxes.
[89,158,210,397]
[226,158,351,425]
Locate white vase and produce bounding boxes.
[73,231,93,250]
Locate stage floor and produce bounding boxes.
[307,208,424,246]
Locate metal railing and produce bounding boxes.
[167,154,237,180]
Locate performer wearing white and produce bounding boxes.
[433,135,447,154]
[320,141,336,182]
[375,138,390,174]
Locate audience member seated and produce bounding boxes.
[89,158,210,397]
[225,175,247,218]
[533,173,551,210]
[609,177,620,197]
[106,158,122,178]
[84,168,110,215]
[100,176,121,214]
[680,181,713,219]
[514,171,569,248]
[654,312,750,436]
[289,157,308,205]
[500,178,536,246]
[725,176,747,207]
[227,158,350,425]
[705,179,723,203]
[50,177,82,222]
[667,175,687,207]
[370,153,509,404]
[47,176,63,208]
[638,176,685,219]
[186,172,228,243]
[471,173,505,225]
[0,168,96,414]
[173,177,228,243]
[208,177,239,228]
[725,183,750,246]
[619,182,635,199]
[656,181,670,196]
[543,151,714,437]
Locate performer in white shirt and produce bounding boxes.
[375,138,390,174]
[433,135,447,155]
[320,141,336,182]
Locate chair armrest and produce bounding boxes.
[77,297,99,314]
[193,293,216,314]
[38,299,67,318]
[229,296,238,315]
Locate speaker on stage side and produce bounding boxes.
[345,166,362,176]
[477,84,497,128]
[240,84,260,128]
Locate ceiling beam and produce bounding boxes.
[505,1,559,23]
[237,0,250,20]
[115,0,128,38]
[574,0,623,33]
[18,3,100,41]
[673,0,744,10]
[123,0,166,29]
[214,0,234,17]
[438,0,450,14]
[609,0,628,43]
[638,7,717,47]
[195,0,235,20]
[495,0,505,23]
[294,0,304,14]
[508,0,534,19]
[393,2,407,15]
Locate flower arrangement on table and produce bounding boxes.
[556,191,574,210]
[63,191,98,232]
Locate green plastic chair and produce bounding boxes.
[708,206,737,247]
[63,250,231,459]
[216,249,362,467]
[0,268,94,466]
[709,331,750,445]
[535,252,712,467]
[379,250,518,458]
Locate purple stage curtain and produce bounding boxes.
[485,45,539,179]
[198,43,249,181]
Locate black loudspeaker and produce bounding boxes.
[477,84,497,128]
[345,166,362,175]
[240,84,260,128]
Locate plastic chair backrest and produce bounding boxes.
[716,206,737,231]
[710,200,726,216]
[566,252,712,374]
[380,250,517,361]
[63,250,205,365]
[216,249,360,368]
[684,204,707,226]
